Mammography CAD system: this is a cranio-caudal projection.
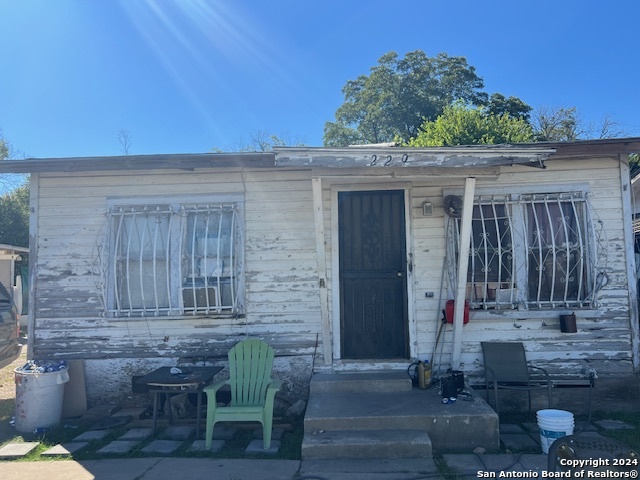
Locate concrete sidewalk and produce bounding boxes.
[0,458,301,480]
[0,457,450,480]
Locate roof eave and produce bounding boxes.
[274,146,555,169]
[0,152,277,174]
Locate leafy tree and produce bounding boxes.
[0,130,28,191]
[0,183,29,247]
[323,51,489,146]
[407,103,534,147]
[0,129,26,160]
[484,93,532,121]
[630,153,640,177]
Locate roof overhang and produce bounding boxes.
[522,137,640,157]
[0,244,28,261]
[0,137,637,175]
[0,152,276,174]
[274,146,554,169]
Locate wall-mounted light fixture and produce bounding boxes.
[421,201,433,216]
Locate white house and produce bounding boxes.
[1,137,638,407]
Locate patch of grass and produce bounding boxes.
[433,455,464,480]
[279,418,303,460]
[586,411,640,451]
[215,427,256,458]
[496,409,640,454]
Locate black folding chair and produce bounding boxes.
[481,341,552,415]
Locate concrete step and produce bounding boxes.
[309,371,412,394]
[304,388,499,452]
[305,393,425,432]
[301,429,432,459]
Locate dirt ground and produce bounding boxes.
[0,343,27,401]
[0,338,27,442]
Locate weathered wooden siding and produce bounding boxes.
[311,156,635,376]
[33,168,323,365]
[31,155,637,405]
[404,157,635,377]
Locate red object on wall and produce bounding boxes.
[445,300,470,325]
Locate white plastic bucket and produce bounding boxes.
[536,409,574,454]
[14,368,70,433]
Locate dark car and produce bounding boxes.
[0,280,20,370]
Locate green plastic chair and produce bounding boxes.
[204,339,282,450]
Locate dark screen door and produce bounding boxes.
[339,190,409,359]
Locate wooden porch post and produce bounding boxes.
[312,178,333,366]
[452,177,476,370]
[620,158,640,372]
[27,173,39,360]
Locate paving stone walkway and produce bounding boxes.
[0,416,285,460]
[441,417,638,477]
[0,411,636,479]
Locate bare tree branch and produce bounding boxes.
[117,129,133,155]
[211,130,306,152]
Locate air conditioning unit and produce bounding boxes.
[182,287,218,310]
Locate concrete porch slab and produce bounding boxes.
[302,429,432,459]
[304,386,499,452]
[310,372,413,394]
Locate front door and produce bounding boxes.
[338,190,409,359]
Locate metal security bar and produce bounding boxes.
[106,203,242,317]
[468,196,515,308]
[446,191,595,310]
[449,196,516,310]
[180,204,241,315]
[522,193,591,308]
[112,206,172,317]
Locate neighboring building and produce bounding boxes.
[631,172,640,247]
[0,138,638,407]
[0,244,28,319]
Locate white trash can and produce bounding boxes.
[14,367,70,433]
[536,409,574,454]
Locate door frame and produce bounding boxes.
[330,183,416,362]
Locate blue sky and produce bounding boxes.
[1,0,638,159]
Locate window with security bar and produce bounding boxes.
[448,192,598,310]
[103,200,244,317]
[523,193,591,308]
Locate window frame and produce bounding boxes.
[445,184,599,311]
[103,194,245,318]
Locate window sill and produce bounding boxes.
[109,313,245,321]
[468,308,602,321]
